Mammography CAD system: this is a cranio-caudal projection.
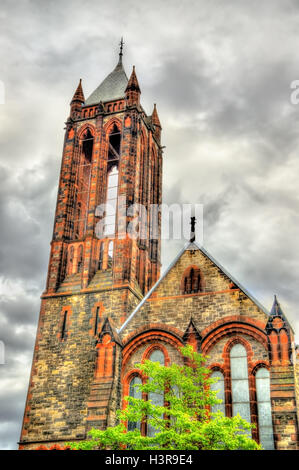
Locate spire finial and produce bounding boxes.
[70,78,85,105]
[119,37,124,63]
[190,216,196,243]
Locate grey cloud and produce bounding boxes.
[0,159,57,281]
[0,295,39,326]
[0,422,21,450]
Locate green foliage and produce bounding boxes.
[68,346,261,450]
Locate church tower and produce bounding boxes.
[19,43,163,448]
[20,42,299,451]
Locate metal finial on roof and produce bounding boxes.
[119,37,124,63]
[190,216,196,242]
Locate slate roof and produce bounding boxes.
[85,60,128,105]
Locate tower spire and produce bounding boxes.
[70,79,85,117]
[151,103,162,142]
[151,103,161,127]
[125,65,141,106]
[70,78,85,104]
[118,37,124,64]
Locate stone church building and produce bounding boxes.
[19,45,299,450]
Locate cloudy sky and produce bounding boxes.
[1,0,299,450]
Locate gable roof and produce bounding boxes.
[85,60,128,105]
[117,241,269,335]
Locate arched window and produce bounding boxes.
[128,376,142,431]
[149,349,165,365]
[230,344,251,425]
[210,370,225,415]
[139,135,145,206]
[147,349,165,437]
[77,245,83,273]
[74,129,93,239]
[68,246,74,275]
[108,124,121,162]
[255,368,275,449]
[75,203,81,238]
[138,134,148,262]
[149,149,159,262]
[181,266,203,294]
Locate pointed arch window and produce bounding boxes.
[149,349,165,365]
[138,134,148,252]
[255,368,275,450]
[149,148,159,262]
[181,266,204,294]
[230,344,251,425]
[108,124,121,162]
[77,245,83,273]
[74,129,93,239]
[68,246,74,275]
[75,203,81,238]
[139,135,146,206]
[102,125,121,267]
[209,341,275,447]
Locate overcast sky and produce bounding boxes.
[1,0,299,450]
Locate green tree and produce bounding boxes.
[68,346,261,450]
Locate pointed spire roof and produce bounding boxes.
[71,79,85,104]
[151,103,161,127]
[125,66,141,93]
[267,295,294,333]
[85,56,128,105]
[270,295,286,318]
[183,317,202,343]
[98,317,122,346]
